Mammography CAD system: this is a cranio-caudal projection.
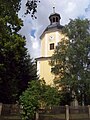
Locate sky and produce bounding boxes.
[18,0,90,58]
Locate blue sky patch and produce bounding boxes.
[31,29,36,38]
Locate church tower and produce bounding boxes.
[36,8,64,85]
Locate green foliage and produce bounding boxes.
[59,88,72,105]
[25,0,40,18]
[0,0,38,103]
[50,19,90,105]
[0,33,37,103]
[43,85,60,107]
[19,80,60,120]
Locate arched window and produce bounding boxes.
[53,17,55,22]
[56,17,58,22]
[50,43,54,50]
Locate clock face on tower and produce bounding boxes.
[49,35,54,40]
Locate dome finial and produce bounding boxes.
[53,6,55,13]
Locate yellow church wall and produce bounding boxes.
[41,37,46,57]
[46,32,56,57]
[39,30,66,85]
[41,30,64,58]
[41,31,63,57]
[39,58,54,85]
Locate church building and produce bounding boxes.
[36,8,64,85]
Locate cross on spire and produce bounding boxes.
[53,6,55,13]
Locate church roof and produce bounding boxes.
[40,22,63,39]
[45,23,63,32]
[40,9,64,39]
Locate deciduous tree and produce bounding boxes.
[50,19,90,105]
[19,80,60,120]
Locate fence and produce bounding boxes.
[69,105,90,120]
[0,103,90,120]
[38,105,90,120]
[0,103,21,120]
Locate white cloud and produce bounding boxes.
[32,39,39,49]
[18,0,90,58]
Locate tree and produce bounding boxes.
[0,0,39,103]
[19,80,60,120]
[43,85,60,107]
[50,19,90,105]
[0,34,37,104]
